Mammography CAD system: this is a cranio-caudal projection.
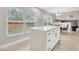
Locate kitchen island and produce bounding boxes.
[29,26,60,51]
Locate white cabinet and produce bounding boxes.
[29,26,60,51]
[47,27,60,51]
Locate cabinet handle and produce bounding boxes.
[52,31,55,34]
[48,39,51,42]
[48,33,50,35]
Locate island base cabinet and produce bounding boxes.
[29,26,60,51]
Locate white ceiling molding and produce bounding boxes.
[40,7,79,14]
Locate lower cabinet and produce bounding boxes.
[29,26,60,51]
[47,28,60,51]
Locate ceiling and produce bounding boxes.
[40,7,79,14]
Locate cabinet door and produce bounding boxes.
[55,28,60,40]
[51,30,55,41]
[47,31,52,51]
[47,40,52,51]
[53,29,58,38]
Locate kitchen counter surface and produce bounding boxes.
[31,26,59,31]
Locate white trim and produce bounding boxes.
[7,32,25,37]
[26,21,36,22]
[6,8,9,37]
[8,21,24,23]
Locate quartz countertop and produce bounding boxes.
[31,26,58,31]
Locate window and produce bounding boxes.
[7,8,24,37]
[7,8,38,37]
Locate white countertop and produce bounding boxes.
[31,26,58,31]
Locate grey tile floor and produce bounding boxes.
[53,32,79,51]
